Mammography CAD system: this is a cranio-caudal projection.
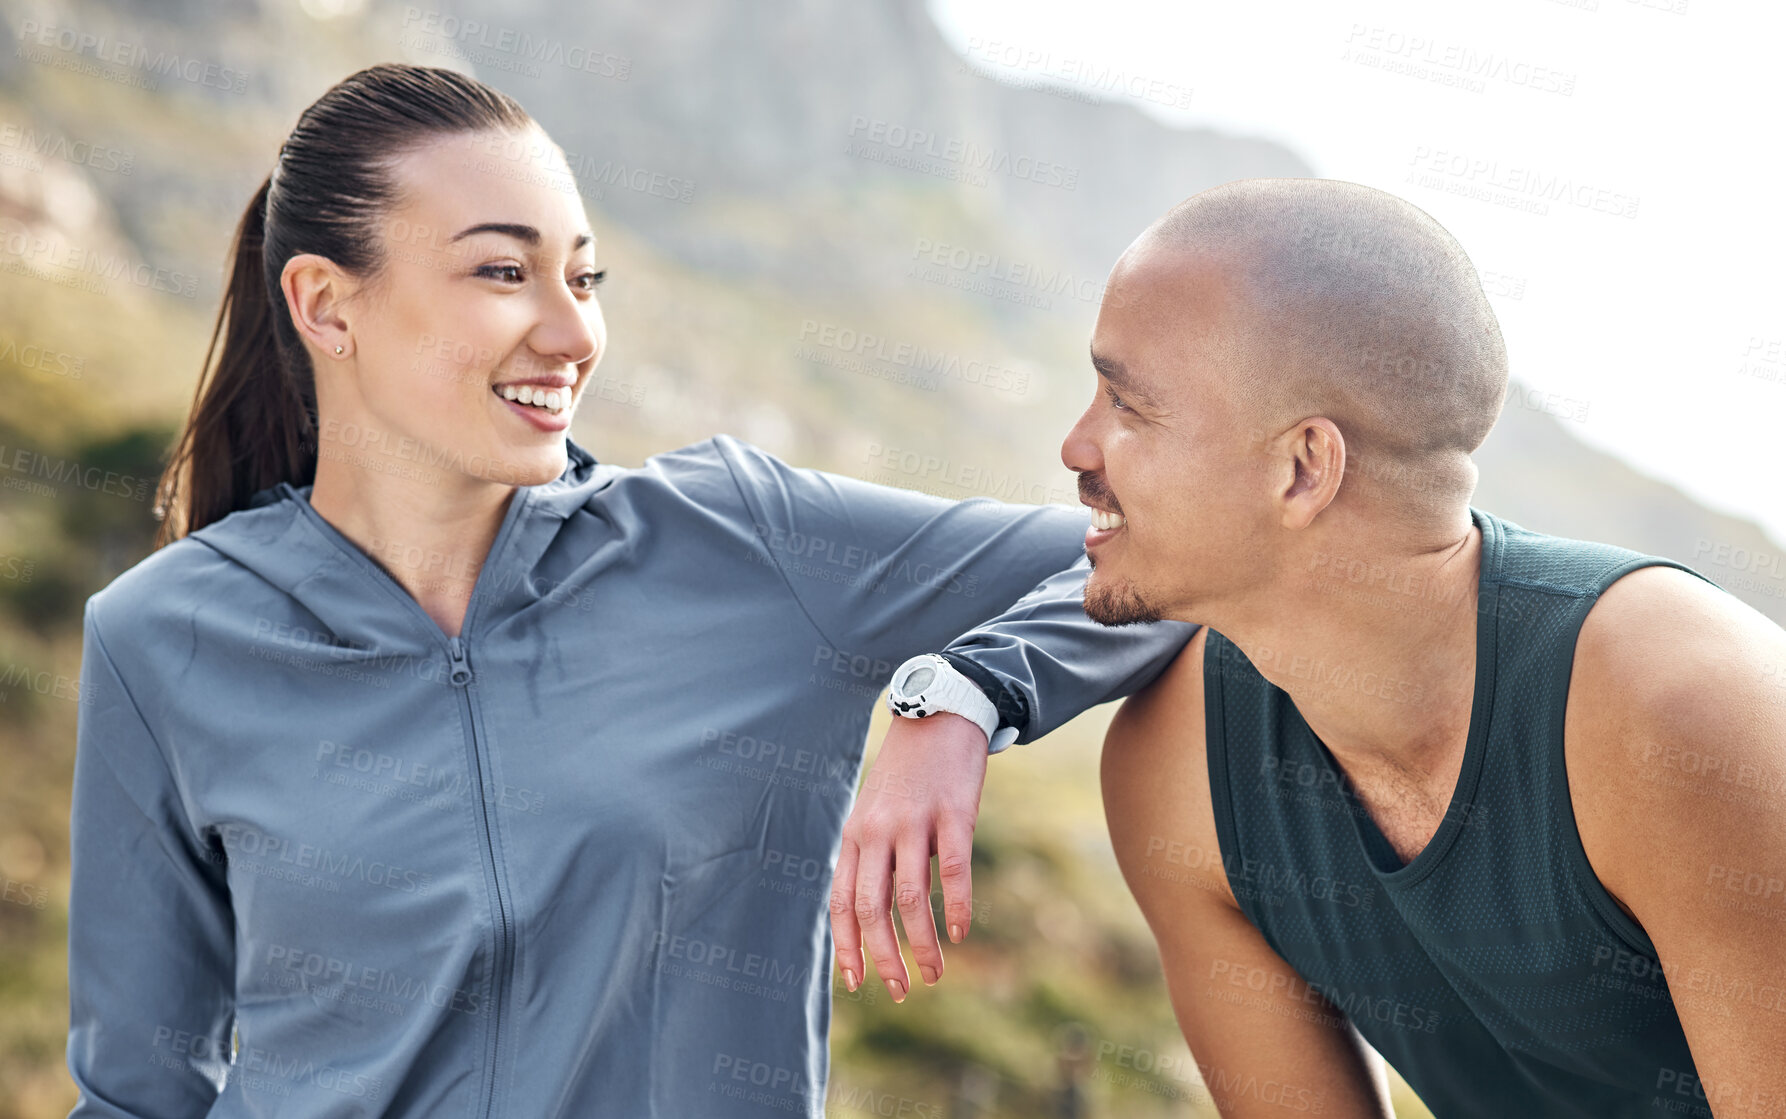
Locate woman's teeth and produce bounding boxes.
[1091,509,1127,531]
[496,384,570,415]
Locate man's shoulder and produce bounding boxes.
[1566,564,1786,898]
[1572,563,1776,746]
[1103,628,1238,912]
[1113,625,1211,750]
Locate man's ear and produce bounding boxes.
[1276,417,1344,531]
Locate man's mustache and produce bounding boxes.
[1077,472,1123,516]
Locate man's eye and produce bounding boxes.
[1105,386,1129,411]
[477,263,524,283]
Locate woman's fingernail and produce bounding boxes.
[842,967,858,992]
[885,978,906,1003]
[920,965,938,985]
[949,923,963,943]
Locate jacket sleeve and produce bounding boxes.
[67,598,235,1117]
[938,552,1199,746]
[713,434,1199,745]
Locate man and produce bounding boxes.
[1089,179,1785,1117]
[842,178,1786,1117]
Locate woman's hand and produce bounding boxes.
[829,713,989,1002]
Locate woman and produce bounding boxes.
[66,64,1193,1117]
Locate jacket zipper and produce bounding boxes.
[282,482,528,1117]
[447,633,512,1119]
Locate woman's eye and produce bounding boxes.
[1105,386,1129,411]
[475,265,606,291]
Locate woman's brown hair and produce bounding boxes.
[152,63,533,546]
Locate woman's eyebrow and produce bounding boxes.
[447,222,595,252]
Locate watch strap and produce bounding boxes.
[888,654,1023,755]
[937,651,1028,747]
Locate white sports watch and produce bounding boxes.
[886,654,1020,754]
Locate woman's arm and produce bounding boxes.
[67,599,235,1117]
[709,434,1199,996]
[712,432,1197,723]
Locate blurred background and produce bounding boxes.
[1,0,1780,1115]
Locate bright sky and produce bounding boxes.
[931,0,1785,544]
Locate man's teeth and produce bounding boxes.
[1091,509,1127,531]
[497,384,569,414]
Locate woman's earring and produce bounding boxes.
[334,344,344,355]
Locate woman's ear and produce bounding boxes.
[282,253,356,360]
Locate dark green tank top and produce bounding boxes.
[1204,507,1721,1118]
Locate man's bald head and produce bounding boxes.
[1132,178,1508,515]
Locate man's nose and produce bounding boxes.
[1061,408,1104,476]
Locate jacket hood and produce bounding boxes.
[186,436,618,659]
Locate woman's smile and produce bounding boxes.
[492,380,575,430]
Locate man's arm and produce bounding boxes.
[1104,628,1396,1119]
[1568,566,1786,1117]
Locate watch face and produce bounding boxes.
[903,665,936,695]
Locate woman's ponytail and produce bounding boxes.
[153,171,316,547]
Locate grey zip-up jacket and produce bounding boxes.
[67,433,1197,1118]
